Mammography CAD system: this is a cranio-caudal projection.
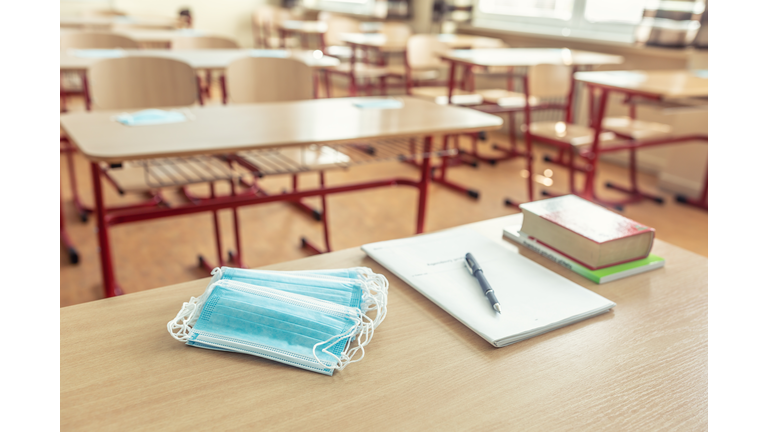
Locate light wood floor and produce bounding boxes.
[60,85,708,307]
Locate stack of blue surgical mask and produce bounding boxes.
[167,266,388,376]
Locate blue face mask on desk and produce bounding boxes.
[207,267,388,329]
[168,280,371,375]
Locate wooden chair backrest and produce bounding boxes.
[88,57,198,110]
[322,14,361,46]
[528,63,572,99]
[172,36,239,50]
[82,9,126,18]
[252,6,294,47]
[226,57,313,104]
[379,22,412,41]
[60,31,140,49]
[406,35,449,70]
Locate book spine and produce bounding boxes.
[511,234,600,284]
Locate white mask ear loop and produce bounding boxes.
[167,297,201,342]
[361,277,388,329]
[338,311,372,369]
[312,312,364,370]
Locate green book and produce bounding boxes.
[503,224,665,284]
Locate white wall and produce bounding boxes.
[62,0,274,47]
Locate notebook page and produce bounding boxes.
[362,228,615,346]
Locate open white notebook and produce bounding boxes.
[362,228,615,347]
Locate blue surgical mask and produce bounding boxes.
[167,279,372,375]
[208,267,387,329]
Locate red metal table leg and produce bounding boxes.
[91,162,122,297]
[301,171,332,255]
[675,162,708,210]
[198,182,226,272]
[416,136,433,234]
[60,196,79,265]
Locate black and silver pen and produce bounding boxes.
[464,252,501,314]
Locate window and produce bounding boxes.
[477,0,575,20]
[472,0,694,43]
[583,0,647,24]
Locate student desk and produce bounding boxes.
[339,32,503,52]
[60,28,210,48]
[433,48,624,199]
[572,70,708,209]
[59,97,502,297]
[60,15,177,30]
[60,49,341,106]
[60,49,340,72]
[278,20,328,49]
[60,213,707,430]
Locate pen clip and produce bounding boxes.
[464,255,475,276]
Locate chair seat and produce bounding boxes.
[103,156,252,193]
[331,62,389,78]
[602,116,673,140]
[477,89,540,108]
[325,45,352,59]
[386,65,441,81]
[529,121,618,147]
[410,87,483,106]
[237,145,351,174]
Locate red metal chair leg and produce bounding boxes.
[503,107,536,208]
[604,146,665,204]
[431,135,480,199]
[487,111,532,165]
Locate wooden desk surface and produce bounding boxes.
[61,214,707,430]
[60,15,177,28]
[60,28,210,44]
[59,97,503,163]
[441,48,624,67]
[574,70,709,99]
[340,33,502,52]
[60,49,340,71]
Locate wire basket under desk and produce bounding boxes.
[107,136,455,190]
[235,136,456,177]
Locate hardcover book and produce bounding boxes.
[503,223,665,284]
[519,195,655,270]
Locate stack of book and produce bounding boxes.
[503,195,665,284]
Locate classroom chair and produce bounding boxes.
[171,35,240,100]
[60,31,141,111]
[405,36,481,105]
[469,61,571,166]
[60,31,140,49]
[252,5,298,49]
[319,14,392,96]
[318,12,359,59]
[221,57,350,255]
[60,31,142,221]
[379,22,413,40]
[513,65,673,209]
[323,29,392,95]
[84,56,253,270]
[59,31,141,106]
